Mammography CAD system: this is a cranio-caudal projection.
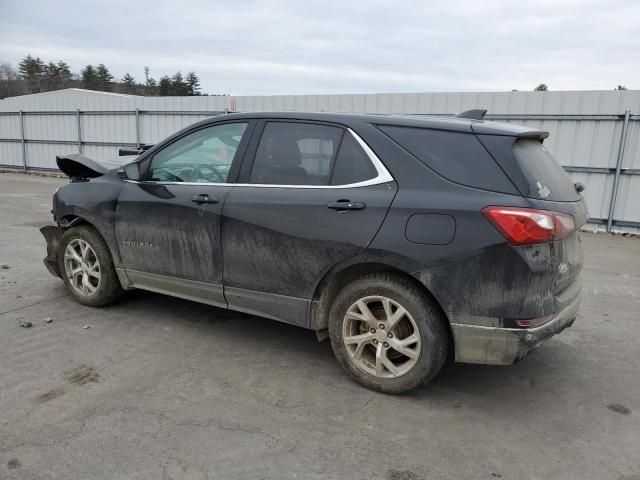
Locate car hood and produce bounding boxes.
[56,153,139,179]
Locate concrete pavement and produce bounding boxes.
[1,172,639,480]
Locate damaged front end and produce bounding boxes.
[40,225,64,278]
[41,152,133,279]
[56,153,139,181]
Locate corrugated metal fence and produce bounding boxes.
[1,89,639,232]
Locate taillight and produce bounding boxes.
[482,206,575,245]
[553,211,576,240]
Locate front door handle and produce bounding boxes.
[327,200,366,211]
[191,194,219,205]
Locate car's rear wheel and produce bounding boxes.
[328,273,449,394]
[58,225,123,307]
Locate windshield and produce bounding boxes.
[513,139,580,201]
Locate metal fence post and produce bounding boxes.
[76,109,82,154]
[135,108,141,148]
[19,110,27,172]
[606,109,631,232]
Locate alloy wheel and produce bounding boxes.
[342,295,421,379]
[64,238,101,297]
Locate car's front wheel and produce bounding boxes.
[328,273,449,394]
[58,225,123,307]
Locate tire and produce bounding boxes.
[58,225,124,307]
[328,273,449,394]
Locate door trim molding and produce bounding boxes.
[224,286,311,328]
[123,129,394,190]
[126,269,227,309]
[122,270,311,328]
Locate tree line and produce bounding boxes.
[0,55,211,99]
[0,55,632,100]
[528,83,627,91]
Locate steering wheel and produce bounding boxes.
[191,165,225,183]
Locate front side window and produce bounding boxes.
[148,122,248,183]
[249,122,343,185]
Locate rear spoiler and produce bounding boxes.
[118,144,154,156]
[470,118,549,140]
[457,108,549,141]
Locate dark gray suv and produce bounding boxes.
[41,111,587,393]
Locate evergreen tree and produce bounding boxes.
[81,65,99,90]
[96,64,113,91]
[43,61,60,90]
[57,61,73,87]
[6,55,209,97]
[121,73,136,93]
[185,71,201,96]
[18,55,45,93]
[158,75,172,96]
[171,71,188,95]
[145,77,157,95]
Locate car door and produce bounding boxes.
[221,120,398,326]
[115,121,253,307]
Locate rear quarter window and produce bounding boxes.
[377,125,516,194]
[513,139,580,201]
[330,134,378,185]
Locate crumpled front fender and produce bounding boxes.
[40,225,63,278]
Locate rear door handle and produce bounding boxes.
[191,194,219,205]
[327,200,366,211]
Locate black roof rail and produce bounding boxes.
[456,109,487,120]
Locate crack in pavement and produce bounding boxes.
[0,293,71,316]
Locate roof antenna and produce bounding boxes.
[456,109,487,120]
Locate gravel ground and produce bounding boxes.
[1,172,639,480]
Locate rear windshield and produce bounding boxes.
[378,125,516,193]
[513,139,579,201]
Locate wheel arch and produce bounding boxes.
[58,213,90,229]
[311,260,453,348]
[56,213,125,281]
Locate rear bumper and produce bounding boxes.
[40,225,63,278]
[451,293,580,365]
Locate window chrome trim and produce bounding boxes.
[126,128,395,189]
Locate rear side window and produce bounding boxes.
[378,125,516,193]
[249,122,343,185]
[330,134,378,185]
[513,139,579,201]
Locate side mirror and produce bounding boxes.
[574,182,585,193]
[119,162,141,181]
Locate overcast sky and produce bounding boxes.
[1,0,638,95]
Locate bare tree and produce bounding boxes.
[0,63,25,98]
